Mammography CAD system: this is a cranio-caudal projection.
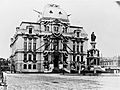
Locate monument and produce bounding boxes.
[86,32,100,74]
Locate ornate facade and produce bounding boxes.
[10,4,88,73]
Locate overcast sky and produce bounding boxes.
[0,0,120,58]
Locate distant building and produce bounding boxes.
[0,58,10,71]
[10,4,88,73]
[100,56,120,73]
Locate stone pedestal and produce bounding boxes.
[90,41,96,49]
[86,32,100,72]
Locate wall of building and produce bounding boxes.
[10,4,89,73]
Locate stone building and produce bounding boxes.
[0,58,10,71]
[100,56,120,73]
[10,4,88,73]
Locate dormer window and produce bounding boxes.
[59,11,62,15]
[49,10,53,14]
[29,28,32,34]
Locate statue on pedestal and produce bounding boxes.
[91,32,96,42]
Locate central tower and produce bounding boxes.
[39,4,70,72]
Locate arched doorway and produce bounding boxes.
[52,52,61,72]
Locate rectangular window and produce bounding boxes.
[24,38,27,51]
[28,39,32,51]
[29,28,32,34]
[77,43,79,53]
[28,54,32,61]
[73,56,75,61]
[33,43,36,51]
[80,44,83,54]
[63,44,67,51]
[24,53,27,60]
[33,54,36,60]
[24,42,27,51]
[77,56,79,62]
[77,32,79,37]
[33,39,36,51]
[53,40,58,51]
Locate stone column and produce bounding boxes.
[80,40,84,63]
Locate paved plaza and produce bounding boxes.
[0,73,118,90]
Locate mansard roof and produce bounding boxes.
[42,4,69,22]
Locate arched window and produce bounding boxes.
[23,64,27,69]
[33,64,36,69]
[33,54,36,61]
[24,64,27,69]
[28,39,32,51]
[33,39,36,51]
[28,64,31,69]
[77,32,79,37]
